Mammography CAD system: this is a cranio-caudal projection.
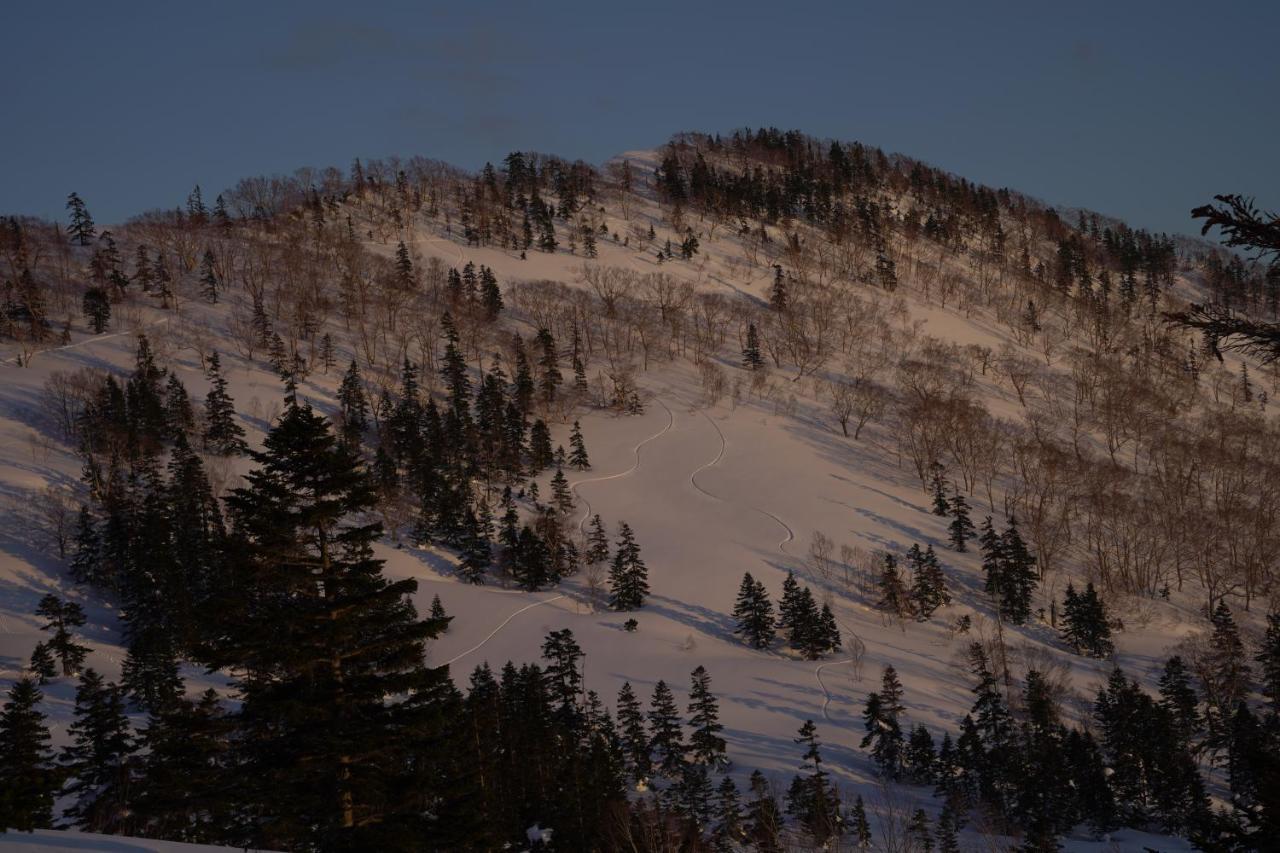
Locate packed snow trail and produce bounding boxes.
[572,398,675,534]
[441,594,566,667]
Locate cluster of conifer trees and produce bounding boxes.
[731,571,841,660]
[858,607,1280,851]
[876,545,950,621]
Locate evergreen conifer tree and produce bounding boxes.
[687,666,727,768]
[29,642,57,684]
[394,240,414,289]
[647,680,685,777]
[36,593,90,676]
[742,323,765,371]
[586,514,610,565]
[608,522,648,611]
[998,517,1038,624]
[551,468,574,515]
[910,544,950,619]
[979,514,1003,592]
[712,775,743,849]
[69,505,101,586]
[732,572,775,649]
[535,327,561,408]
[1203,602,1252,747]
[480,266,503,320]
[337,359,369,450]
[818,604,841,654]
[60,669,135,832]
[164,374,195,440]
[906,724,937,785]
[568,421,591,470]
[878,553,910,617]
[202,352,247,455]
[862,666,906,779]
[785,720,841,844]
[0,678,57,831]
[67,192,96,246]
[528,419,554,472]
[936,804,961,853]
[83,285,111,333]
[744,770,784,852]
[770,265,788,312]
[948,490,975,551]
[777,571,803,634]
[131,689,233,843]
[616,682,651,783]
[1061,582,1112,657]
[213,397,452,849]
[429,595,448,625]
[199,249,219,303]
[929,463,950,515]
[1158,655,1202,748]
[1257,610,1280,712]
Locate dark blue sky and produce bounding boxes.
[3,1,1276,236]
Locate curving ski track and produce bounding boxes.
[692,409,795,555]
[571,398,675,534]
[1,317,171,368]
[692,408,857,725]
[441,594,566,667]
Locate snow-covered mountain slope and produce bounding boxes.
[0,137,1271,850]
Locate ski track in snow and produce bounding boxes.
[440,594,566,667]
[0,317,171,368]
[691,408,794,555]
[571,398,675,534]
[691,407,860,726]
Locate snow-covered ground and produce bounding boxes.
[0,150,1241,850]
[0,828,268,852]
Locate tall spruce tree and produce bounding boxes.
[202,352,247,455]
[616,682,651,783]
[60,669,135,833]
[777,571,804,635]
[929,463,950,515]
[585,514,610,565]
[909,544,950,619]
[647,680,685,777]
[568,420,591,470]
[998,517,1038,624]
[742,322,764,371]
[199,249,219,303]
[337,359,369,450]
[214,397,451,849]
[862,666,906,779]
[67,192,96,246]
[687,666,727,768]
[69,505,101,586]
[785,720,841,844]
[0,678,57,831]
[948,491,975,551]
[608,521,648,611]
[732,572,775,649]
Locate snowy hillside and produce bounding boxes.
[0,132,1275,851]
